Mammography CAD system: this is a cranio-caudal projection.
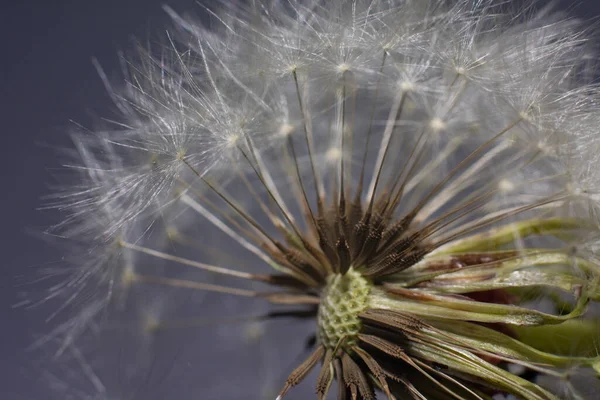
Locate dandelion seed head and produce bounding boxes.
[38,0,600,399]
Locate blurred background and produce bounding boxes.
[2,0,600,399]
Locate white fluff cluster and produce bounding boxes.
[36,0,600,399]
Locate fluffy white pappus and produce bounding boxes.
[39,1,600,399]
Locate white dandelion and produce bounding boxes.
[38,1,600,399]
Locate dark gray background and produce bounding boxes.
[0,2,200,398]
[2,1,599,399]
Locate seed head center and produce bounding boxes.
[317,268,372,350]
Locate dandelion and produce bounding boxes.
[40,0,600,399]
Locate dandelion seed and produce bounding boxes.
[40,0,600,399]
